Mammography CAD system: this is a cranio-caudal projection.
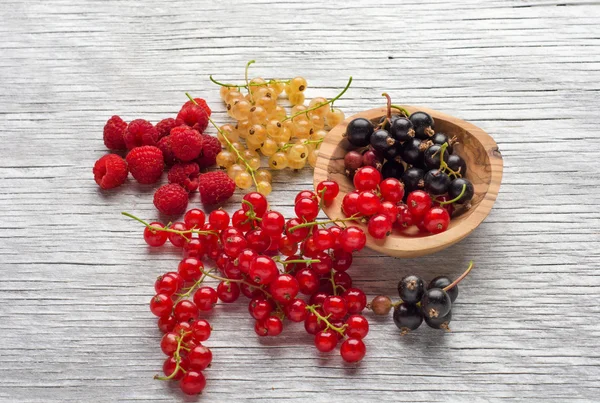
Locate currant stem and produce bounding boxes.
[154,331,191,381]
[241,200,262,222]
[279,258,321,265]
[245,60,255,102]
[435,143,462,179]
[390,104,410,118]
[175,269,215,302]
[435,184,466,205]
[329,270,338,296]
[199,268,273,299]
[209,75,290,89]
[122,212,217,237]
[382,93,392,121]
[444,261,474,292]
[281,76,353,123]
[278,137,324,152]
[306,305,347,336]
[288,214,362,233]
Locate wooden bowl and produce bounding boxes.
[313,106,503,258]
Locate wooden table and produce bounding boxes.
[2,1,599,401]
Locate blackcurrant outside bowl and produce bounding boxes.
[313,106,503,258]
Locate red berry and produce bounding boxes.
[353,166,381,191]
[241,281,263,299]
[340,338,366,363]
[195,134,221,168]
[379,178,405,203]
[178,257,203,283]
[154,184,189,216]
[172,322,192,340]
[407,190,432,217]
[342,190,360,217]
[223,234,248,258]
[304,311,327,334]
[316,180,340,205]
[193,286,218,311]
[296,268,320,295]
[301,236,320,258]
[93,154,128,189]
[157,135,178,166]
[183,238,205,259]
[254,319,268,336]
[242,192,268,217]
[264,316,283,336]
[191,319,211,342]
[249,298,273,320]
[180,370,206,395]
[238,248,258,274]
[184,209,206,229]
[150,294,173,317]
[155,117,177,140]
[294,190,317,204]
[278,235,298,256]
[423,206,450,234]
[126,145,164,184]
[313,228,334,250]
[433,195,455,216]
[285,218,309,242]
[217,281,240,303]
[314,329,338,352]
[154,274,180,296]
[220,226,243,243]
[261,210,285,236]
[329,226,343,248]
[332,249,353,272]
[223,259,242,279]
[177,100,210,133]
[144,222,168,247]
[339,226,367,253]
[232,209,254,231]
[245,229,271,253]
[209,209,230,230]
[295,197,319,221]
[160,332,179,355]
[188,345,212,371]
[157,315,176,333]
[322,295,348,319]
[343,288,367,314]
[249,255,278,284]
[378,201,398,223]
[283,255,307,274]
[198,171,235,205]
[167,222,188,247]
[333,271,353,291]
[357,191,381,216]
[124,119,158,150]
[269,274,299,304]
[395,203,416,229]
[162,354,190,380]
[368,214,392,239]
[103,115,127,150]
[310,291,330,306]
[345,314,369,339]
[170,126,203,162]
[311,252,333,276]
[168,162,200,192]
[285,299,308,322]
[173,300,199,322]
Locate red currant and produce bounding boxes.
[237,248,258,274]
[285,218,309,242]
[172,322,192,340]
[310,291,330,306]
[162,356,189,381]
[343,288,367,313]
[295,190,317,204]
[395,203,416,229]
[254,319,268,336]
[193,286,218,311]
[184,209,205,229]
[157,315,176,333]
[345,314,369,339]
[339,226,366,253]
[368,214,392,239]
[222,234,248,258]
[242,192,268,217]
[342,190,360,217]
[378,200,398,223]
[353,166,381,191]
[278,235,298,256]
[357,191,381,216]
[150,294,173,317]
[379,178,405,203]
[173,300,199,322]
[249,298,273,320]
[178,257,203,283]
[264,316,283,336]
[260,210,285,236]
[322,295,348,319]
[245,228,271,253]
[284,299,308,322]
[316,180,340,206]
[304,311,327,334]
[301,236,321,258]
[160,332,179,355]
[423,206,450,234]
[296,268,319,295]
[407,190,432,217]
[283,255,306,274]
[295,197,319,221]
[249,255,278,284]
[191,319,211,342]
[313,228,334,250]
[433,195,455,216]
[183,238,205,259]
[332,249,353,272]
[179,370,206,395]
[188,345,212,371]
[333,271,353,290]
[329,226,342,248]
[340,338,366,363]
[314,329,338,352]
[144,222,167,247]
[208,209,230,230]
[269,274,299,304]
[240,281,263,299]
[217,281,240,303]
[311,252,333,276]
[168,222,188,248]
[232,209,254,231]
[154,274,180,296]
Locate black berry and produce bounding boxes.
[370,129,396,154]
[397,275,425,304]
[428,276,458,302]
[393,303,423,334]
[448,177,474,204]
[390,117,415,143]
[401,167,425,193]
[420,288,451,319]
[346,118,374,147]
[446,154,467,176]
[381,160,405,179]
[423,169,451,195]
[424,310,452,330]
[409,111,434,139]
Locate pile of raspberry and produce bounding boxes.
[92,98,234,215]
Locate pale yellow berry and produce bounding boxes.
[269,105,287,121]
[292,105,308,115]
[247,156,261,171]
[216,150,236,168]
[242,149,259,160]
[269,80,285,96]
[257,181,272,196]
[293,120,313,139]
[257,96,276,112]
[280,127,292,143]
[289,92,305,106]
[308,97,328,117]
[235,171,253,189]
[220,85,236,101]
[218,124,239,145]
[290,76,308,93]
[247,124,267,143]
[269,152,288,170]
[284,83,292,97]
[310,114,325,130]
[287,157,307,170]
[308,148,319,168]
[227,163,245,180]
[311,129,328,142]
[249,106,268,124]
[236,120,251,139]
[255,169,272,183]
[261,138,279,156]
[326,108,345,128]
[229,142,245,154]
[231,99,252,121]
[249,77,268,95]
[225,90,243,103]
[245,137,263,152]
[287,142,309,163]
[266,120,283,137]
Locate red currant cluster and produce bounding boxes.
[124,180,371,394]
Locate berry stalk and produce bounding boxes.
[122,212,217,238]
[154,331,190,381]
[281,76,353,122]
[390,104,410,118]
[305,304,348,337]
[288,214,362,233]
[444,261,474,291]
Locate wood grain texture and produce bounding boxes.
[314,105,503,257]
[1,0,600,402]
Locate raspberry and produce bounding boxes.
[168,162,200,192]
[195,134,221,169]
[125,145,164,184]
[103,115,127,150]
[124,119,158,150]
[198,171,235,205]
[157,136,178,166]
[154,184,189,216]
[170,126,203,162]
[156,118,177,140]
[176,99,211,133]
[93,154,128,189]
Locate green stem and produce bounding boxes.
[305,305,347,336]
[435,184,466,205]
[330,270,338,296]
[209,75,290,89]
[390,104,410,117]
[245,60,255,102]
[382,93,392,121]
[280,259,321,265]
[281,76,352,122]
[288,214,362,233]
[175,269,214,302]
[199,268,273,299]
[154,331,191,381]
[122,212,217,237]
[241,200,262,222]
[444,261,474,291]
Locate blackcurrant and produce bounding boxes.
[390,117,415,143]
[428,276,458,302]
[409,111,434,139]
[381,160,405,179]
[393,303,423,334]
[400,138,424,165]
[448,177,474,204]
[431,132,453,153]
[397,275,425,304]
[423,169,451,195]
[424,310,452,331]
[378,114,400,131]
[401,167,425,192]
[423,144,448,170]
[446,154,467,176]
[346,118,374,147]
[370,129,395,154]
[420,288,451,319]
